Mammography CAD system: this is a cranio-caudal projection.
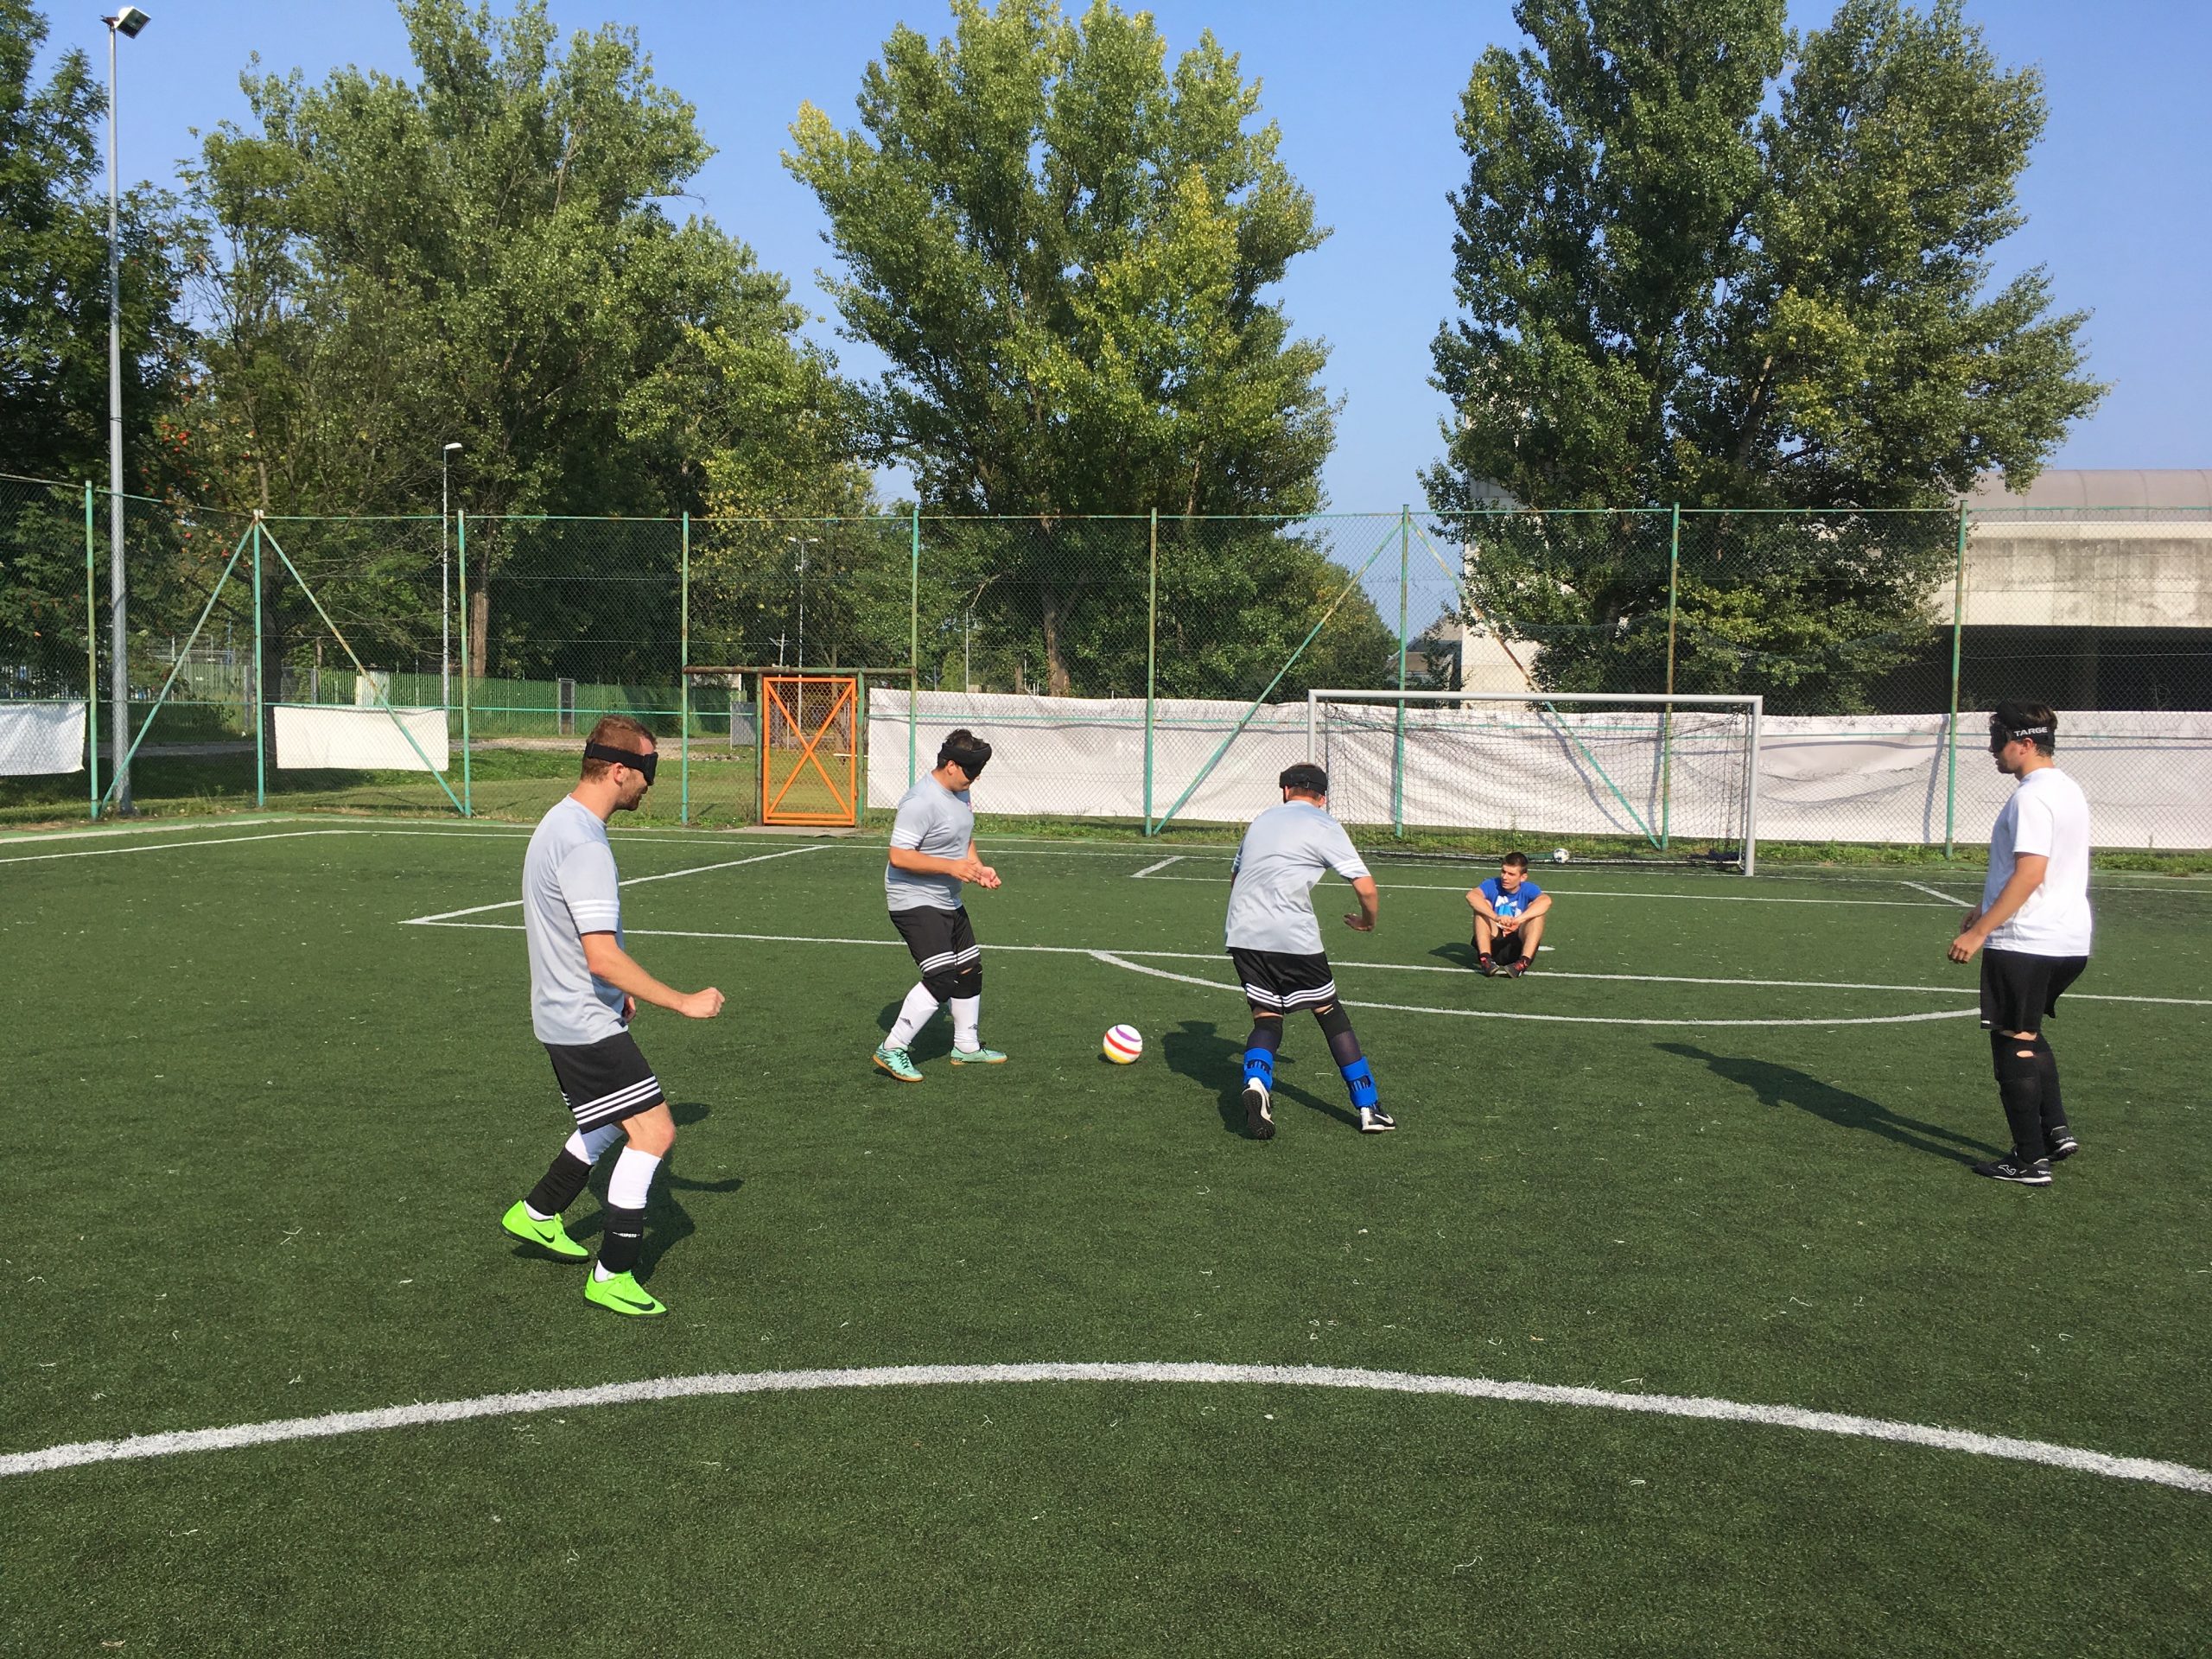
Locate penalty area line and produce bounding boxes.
[399,842,830,924]
[3,1360,2205,1495]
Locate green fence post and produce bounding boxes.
[459,510,473,817]
[1394,504,1410,836]
[1943,502,1968,858]
[1145,507,1158,835]
[1662,504,1680,850]
[908,502,920,789]
[252,516,266,808]
[84,482,99,819]
[680,511,690,826]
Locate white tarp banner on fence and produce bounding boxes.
[0,701,86,776]
[868,690,2212,850]
[274,704,449,772]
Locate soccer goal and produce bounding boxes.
[1307,689,1764,874]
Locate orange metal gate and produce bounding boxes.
[760,674,859,826]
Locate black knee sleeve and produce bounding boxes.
[922,966,963,1000]
[1991,1032,2046,1158]
[950,961,982,999]
[1313,1001,1354,1044]
[1244,1016,1283,1053]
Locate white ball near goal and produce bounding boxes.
[1550,847,1571,863]
[1102,1024,1143,1065]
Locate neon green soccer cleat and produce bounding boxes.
[949,1046,1008,1065]
[501,1200,589,1260]
[874,1044,924,1083]
[584,1268,667,1318]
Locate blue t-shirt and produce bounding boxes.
[1479,875,1542,919]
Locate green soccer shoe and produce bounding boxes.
[874,1044,925,1082]
[501,1200,589,1260]
[584,1268,667,1318]
[949,1046,1008,1065]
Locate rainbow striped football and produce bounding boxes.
[1101,1024,1143,1065]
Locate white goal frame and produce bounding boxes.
[1306,688,1764,875]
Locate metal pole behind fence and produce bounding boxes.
[1943,503,1968,857]
[1662,504,1680,850]
[105,25,131,816]
[680,511,690,826]
[252,518,265,807]
[459,511,472,817]
[1145,507,1158,834]
[1395,505,1409,836]
[908,503,919,790]
[84,482,99,819]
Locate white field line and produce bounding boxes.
[1123,873,1961,907]
[0,815,294,845]
[3,1360,2204,1494]
[1131,855,1185,879]
[1090,952,1983,1028]
[1900,880,1974,906]
[398,843,829,925]
[404,923,2212,1009]
[0,829,350,865]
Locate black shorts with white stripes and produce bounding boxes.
[1229,947,1338,1014]
[891,904,982,998]
[543,1030,664,1132]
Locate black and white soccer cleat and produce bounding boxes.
[2047,1125,2080,1161]
[1243,1082,1275,1141]
[1971,1152,2052,1186]
[1358,1106,1396,1135]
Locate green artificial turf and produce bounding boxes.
[1,821,2207,1656]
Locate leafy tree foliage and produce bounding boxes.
[789,0,1387,696]
[1427,0,2104,710]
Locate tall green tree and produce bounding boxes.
[0,0,194,687]
[788,0,1377,696]
[1427,0,2104,709]
[186,0,860,688]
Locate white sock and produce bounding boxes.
[951,995,981,1052]
[887,983,941,1049]
[607,1147,662,1211]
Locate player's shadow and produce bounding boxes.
[874,998,956,1064]
[1656,1044,2000,1165]
[553,1102,745,1277]
[1162,1019,1357,1135]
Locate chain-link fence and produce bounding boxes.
[4,480,2208,848]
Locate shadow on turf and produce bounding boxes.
[1656,1044,2000,1165]
[1161,1019,1357,1135]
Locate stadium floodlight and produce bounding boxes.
[441,442,462,709]
[786,536,819,668]
[101,6,150,814]
[1306,687,1764,874]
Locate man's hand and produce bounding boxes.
[1495,915,1520,934]
[677,987,726,1020]
[1343,911,1374,932]
[1948,925,1987,965]
[622,994,638,1021]
[975,864,1001,889]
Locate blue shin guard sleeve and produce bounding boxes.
[1340,1057,1378,1110]
[1243,1046,1276,1089]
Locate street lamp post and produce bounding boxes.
[103,6,148,812]
[786,536,818,668]
[441,442,462,708]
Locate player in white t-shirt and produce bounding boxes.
[1947,702,2091,1187]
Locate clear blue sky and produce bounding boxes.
[40,0,2212,512]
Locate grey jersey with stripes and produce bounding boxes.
[886,774,975,912]
[1224,800,1372,956]
[523,796,627,1046]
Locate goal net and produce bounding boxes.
[1309,690,1762,872]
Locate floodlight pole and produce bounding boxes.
[788,535,818,668]
[441,443,461,709]
[103,12,144,813]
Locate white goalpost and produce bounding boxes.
[1306,689,1764,874]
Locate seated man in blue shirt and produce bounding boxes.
[1465,851,1552,978]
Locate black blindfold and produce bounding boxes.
[585,742,658,784]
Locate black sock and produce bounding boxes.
[525,1151,593,1217]
[2030,1035,2066,1133]
[1991,1034,2046,1160]
[597,1205,646,1275]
